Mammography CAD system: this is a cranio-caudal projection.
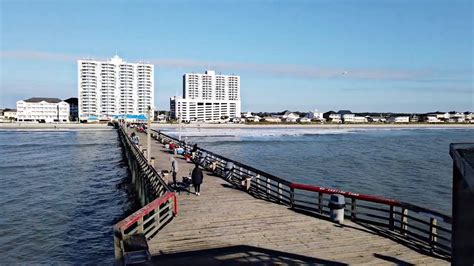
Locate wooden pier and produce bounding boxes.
[114,125,452,265]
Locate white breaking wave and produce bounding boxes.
[159,128,358,138]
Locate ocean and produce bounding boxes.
[161,126,474,215]
[0,129,134,264]
[0,126,472,263]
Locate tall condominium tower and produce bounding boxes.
[170,70,241,122]
[77,55,154,121]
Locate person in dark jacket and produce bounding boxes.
[191,163,203,196]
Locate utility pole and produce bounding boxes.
[147,106,152,163]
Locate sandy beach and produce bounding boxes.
[1,122,473,130]
[0,123,112,130]
[151,123,474,129]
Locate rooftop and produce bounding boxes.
[23,97,63,103]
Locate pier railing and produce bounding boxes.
[152,129,452,259]
[114,126,178,261]
[290,183,451,257]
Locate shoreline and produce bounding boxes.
[0,123,112,130]
[0,122,473,130]
[152,123,474,129]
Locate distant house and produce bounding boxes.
[298,117,311,123]
[343,114,367,123]
[367,116,386,123]
[305,110,324,121]
[3,108,17,120]
[231,117,245,123]
[410,115,420,123]
[242,112,254,118]
[323,111,342,123]
[262,116,282,123]
[388,116,410,123]
[281,111,299,122]
[246,115,261,123]
[426,114,442,123]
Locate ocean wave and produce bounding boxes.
[161,128,357,138]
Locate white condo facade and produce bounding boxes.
[170,70,241,122]
[16,97,69,122]
[78,55,154,121]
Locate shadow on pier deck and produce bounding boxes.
[137,132,449,265]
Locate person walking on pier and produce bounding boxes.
[191,144,198,161]
[170,156,179,190]
[191,162,203,196]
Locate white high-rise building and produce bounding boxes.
[78,55,154,121]
[170,70,241,122]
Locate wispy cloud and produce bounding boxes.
[0,50,466,82]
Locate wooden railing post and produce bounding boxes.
[389,205,395,230]
[318,192,323,214]
[429,217,437,249]
[256,174,261,192]
[351,198,357,221]
[114,228,123,261]
[266,177,271,198]
[138,217,144,234]
[290,187,295,209]
[278,182,283,203]
[401,208,408,235]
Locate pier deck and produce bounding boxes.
[138,132,448,265]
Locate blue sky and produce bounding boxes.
[0,0,472,112]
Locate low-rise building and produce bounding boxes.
[16,97,69,122]
[366,116,387,123]
[298,117,311,123]
[426,115,442,123]
[388,116,410,123]
[305,110,324,121]
[3,108,17,120]
[281,111,299,122]
[343,114,367,123]
[262,116,282,123]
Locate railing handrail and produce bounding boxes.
[290,183,401,206]
[122,127,172,193]
[289,182,451,223]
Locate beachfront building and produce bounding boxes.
[77,55,154,121]
[342,114,368,123]
[16,97,69,122]
[281,111,300,122]
[323,111,342,123]
[305,110,324,121]
[298,117,311,123]
[262,116,282,123]
[388,116,410,123]
[170,70,241,122]
[366,116,387,123]
[3,108,17,121]
[426,114,442,123]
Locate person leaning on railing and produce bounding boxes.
[224,161,234,181]
[130,132,140,145]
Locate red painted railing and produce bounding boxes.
[290,183,401,206]
[115,192,178,231]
